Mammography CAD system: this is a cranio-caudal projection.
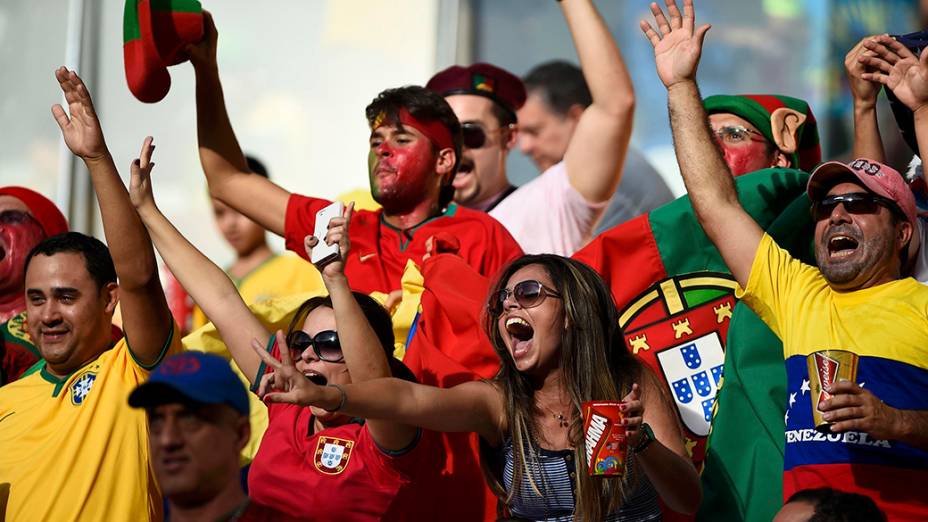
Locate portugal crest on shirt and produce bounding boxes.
[70,370,98,405]
[314,436,354,475]
[620,273,736,444]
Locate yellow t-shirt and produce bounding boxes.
[191,253,323,331]
[0,327,182,522]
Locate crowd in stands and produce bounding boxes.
[4,0,928,520]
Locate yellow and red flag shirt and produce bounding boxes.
[0,326,181,522]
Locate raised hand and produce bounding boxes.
[621,383,645,447]
[304,202,355,279]
[845,36,883,108]
[185,10,218,71]
[860,35,928,113]
[51,67,108,162]
[128,137,157,212]
[640,0,711,89]
[252,331,326,406]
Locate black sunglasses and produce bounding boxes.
[490,280,561,315]
[0,210,39,226]
[811,193,903,222]
[286,330,343,363]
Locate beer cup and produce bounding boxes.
[807,350,859,433]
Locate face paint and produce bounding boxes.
[720,140,775,177]
[0,209,46,321]
[368,125,438,213]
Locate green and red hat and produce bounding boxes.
[123,0,203,103]
[703,94,821,172]
[427,63,527,122]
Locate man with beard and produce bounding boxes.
[186,13,521,295]
[643,0,928,518]
[426,0,635,256]
[0,187,68,385]
[0,67,181,521]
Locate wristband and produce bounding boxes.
[325,383,347,412]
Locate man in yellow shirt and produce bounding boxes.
[0,68,179,521]
[643,1,928,518]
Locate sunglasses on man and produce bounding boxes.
[811,193,905,222]
[712,125,766,146]
[286,330,343,363]
[490,279,562,315]
[461,122,513,149]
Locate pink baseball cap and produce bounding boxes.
[807,158,917,226]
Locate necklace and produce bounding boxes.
[540,403,570,428]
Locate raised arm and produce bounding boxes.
[185,11,290,236]
[560,0,636,203]
[846,36,888,162]
[253,339,506,446]
[306,205,419,451]
[860,35,928,163]
[640,0,762,287]
[52,67,172,364]
[128,152,268,381]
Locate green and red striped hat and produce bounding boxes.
[123,0,203,103]
[703,94,821,173]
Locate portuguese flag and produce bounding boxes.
[572,167,812,519]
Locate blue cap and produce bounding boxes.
[128,352,249,416]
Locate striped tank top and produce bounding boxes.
[488,438,662,521]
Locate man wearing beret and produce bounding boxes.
[185,13,522,297]
[427,0,635,256]
[0,186,68,385]
[129,352,298,521]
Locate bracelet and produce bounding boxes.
[325,384,347,412]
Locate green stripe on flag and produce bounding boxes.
[124,0,141,42]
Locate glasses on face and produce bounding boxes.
[811,193,902,222]
[0,210,39,226]
[462,122,512,149]
[713,125,766,145]
[490,280,562,315]
[286,330,344,363]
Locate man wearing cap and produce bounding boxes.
[0,187,69,385]
[0,68,181,521]
[185,13,521,296]
[643,0,928,517]
[427,0,635,256]
[129,352,297,521]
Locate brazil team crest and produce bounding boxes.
[70,370,98,405]
[314,436,354,475]
[619,273,736,463]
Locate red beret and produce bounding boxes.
[427,63,527,119]
[0,187,69,237]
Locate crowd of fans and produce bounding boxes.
[3,0,927,520]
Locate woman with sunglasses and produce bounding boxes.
[129,167,440,520]
[255,254,702,521]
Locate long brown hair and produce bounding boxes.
[481,254,643,521]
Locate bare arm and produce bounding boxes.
[253,341,506,446]
[641,0,762,287]
[186,11,289,236]
[128,157,268,381]
[560,0,635,203]
[52,67,172,365]
[847,36,887,162]
[626,374,701,514]
[307,205,419,451]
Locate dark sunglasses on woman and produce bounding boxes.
[286,330,343,363]
[491,280,562,315]
[811,193,904,222]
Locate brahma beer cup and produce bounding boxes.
[807,350,859,433]
[581,401,627,477]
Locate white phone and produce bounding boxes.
[310,201,344,267]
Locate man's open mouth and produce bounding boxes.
[827,234,859,259]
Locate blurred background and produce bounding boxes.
[0,0,919,267]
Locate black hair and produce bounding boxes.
[522,60,592,117]
[365,86,463,208]
[245,155,269,179]
[285,292,416,382]
[786,488,886,522]
[24,232,116,291]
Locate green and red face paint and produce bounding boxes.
[123,0,203,103]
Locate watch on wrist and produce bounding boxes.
[632,423,655,453]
